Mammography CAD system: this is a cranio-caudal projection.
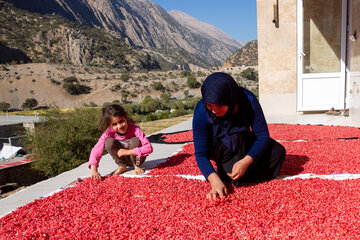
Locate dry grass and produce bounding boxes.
[138,114,193,135]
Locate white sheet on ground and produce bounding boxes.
[0,143,22,160]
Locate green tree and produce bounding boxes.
[22,98,38,109]
[62,76,90,95]
[160,93,170,104]
[0,102,10,111]
[24,107,101,177]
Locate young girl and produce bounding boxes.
[88,104,153,180]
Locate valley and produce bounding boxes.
[0,63,258,109]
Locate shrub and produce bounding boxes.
[160,93,170,103]
[184,90,189,98]
[180,70,192,78]
[89,102,98,107]
[170,108,187,118]
[145,113,159,121]
[120,73,130,82]
[110,84,121,92]
[145,99,160,113]
[63,76,78,84]
[184,97,200,110]
[50,79,61,85]
[186,75,199,89]
[24,107,101,177]
[0,102,10,111]
[151,81,164,91]
[22,98,38,109]
[62,76,91,95]
[240,68,258,81]
[196,71,206,77]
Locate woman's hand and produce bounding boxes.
[227,155,253,180]
[207,173,227,199]
[90,165,102,181]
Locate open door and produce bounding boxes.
[297,0,347,111]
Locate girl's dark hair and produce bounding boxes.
[99,104,130,132]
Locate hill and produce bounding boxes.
[223,40,258,67]
[4,0,242,68]
[0,0,159,71]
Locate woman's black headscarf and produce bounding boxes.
[201,72,254,152]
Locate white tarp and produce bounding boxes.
[0,143,22,160]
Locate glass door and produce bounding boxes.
[297,0,347,111]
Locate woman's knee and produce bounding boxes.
[276,142,286,160]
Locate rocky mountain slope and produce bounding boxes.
[4,0,243,68]
[0,0,159,71]
[223,40,258,67]
[168,10,244,50]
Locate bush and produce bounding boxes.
[170,108,187,118]
[63,76,91,95]
[110,84,121,92]
[22,98,38,109]
[184,90,189,98]
[63,76,78,84]
[184,97,200,110]
[0,102,10,111]
[24,107,102,177]
[186,75,199,88]
[160,93,170,103]
[196,71,206,77]
[240,68,258,81]
[180,70,192,78]
[50,78,61,85]
[120,73,130,82]
[151,81,164,91]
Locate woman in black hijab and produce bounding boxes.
[193,72,285,199]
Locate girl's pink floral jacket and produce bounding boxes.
[88,122,153,168]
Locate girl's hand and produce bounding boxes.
[207,173,227,199]
[117,149,129,158]
[90,165,101,181]
[227,155,253,180]
[117,149,136,158]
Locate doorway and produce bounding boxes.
[297,0,347,111]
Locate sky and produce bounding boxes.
[151,0,257,42]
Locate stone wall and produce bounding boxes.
[257,0,297,116]
[0,162,47,187]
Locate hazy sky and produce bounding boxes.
[151,0,257,42]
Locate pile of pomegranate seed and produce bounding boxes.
[1,124,359,239]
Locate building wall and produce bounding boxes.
[257,0,298,116]
[350,0,360,123]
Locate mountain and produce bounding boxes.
[0,0,160,70]
[223,40,258,67]
[4,0,243,68]
[168,10,244,51]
